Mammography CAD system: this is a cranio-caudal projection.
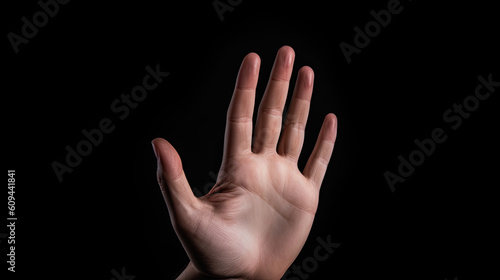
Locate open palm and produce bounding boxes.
[152,46,337,279]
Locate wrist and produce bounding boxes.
[176,262,245,280]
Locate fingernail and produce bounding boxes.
[151,140,159,159]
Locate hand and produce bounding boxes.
[152,46,337,279]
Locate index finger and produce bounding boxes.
[223,53,260,158]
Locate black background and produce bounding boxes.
[3,0,499,279]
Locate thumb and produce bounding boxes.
[151,138,199,218]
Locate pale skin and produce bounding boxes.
[152,46,338,279]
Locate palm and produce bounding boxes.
[152,46,337,279]
[192,154,317,278]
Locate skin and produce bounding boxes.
[152,46,337,279]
